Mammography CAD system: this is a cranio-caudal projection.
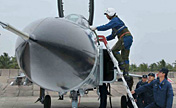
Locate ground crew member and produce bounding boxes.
[131,68,174,108]
[134,75,148,108]
[91,8,133,76]
[143,73,155,107]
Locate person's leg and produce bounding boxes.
[122,36,133,74]
[99,83,108,108]
[121,49,130,73]
[125,75,133,90]
[112,38,124,70]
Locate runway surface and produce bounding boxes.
[0,70,176,108]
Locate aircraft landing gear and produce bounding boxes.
[58,95,64,100]
[35,88,45,104]
[121,95,127,108]
[35,87,51,108]
[70,91,78,108]
[44,95,51,108]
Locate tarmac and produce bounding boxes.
[0,96,121,108]
[0,81,128,108]
[0,70,176,108]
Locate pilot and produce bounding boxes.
[143,73,155,107]
[131,68,174,108]
[91,8,133,77]
[134,75,148,108]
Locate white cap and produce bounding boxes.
[104,8,116,17]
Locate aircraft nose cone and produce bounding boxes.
[15,18,97,91]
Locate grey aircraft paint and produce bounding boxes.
[15,16,100,93]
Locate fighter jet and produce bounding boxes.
[0,0,138,108]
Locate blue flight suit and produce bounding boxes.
[143,80,155,107]
[96,16,133,73]
[135,81,147,108]
[135,78,174,108]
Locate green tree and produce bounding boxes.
[166,63,173,71]
[138,63,148,72]
[0,53,19,69]
[130,64,138,72]
[157,59,166,69]
[10,56,19,69]
[149,63,158,72]
[172,60,176,71]
[173,60,176,67]
[0,53,12,68]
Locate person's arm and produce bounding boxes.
[133,82,139,99]
[106,34,114,41]
[133,93,137,100]
[135,81,153,95]
[166,83,174,108]
[97,20,117,31]
[136,82,139,89]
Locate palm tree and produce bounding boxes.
[149,63,158,72]
[157,59,166,69]
[0,52,12,69]
[0,53,20,69]
[10,57,19,69]
[166,63,173,71]
[130,64,138,72]
[138,63,148,72]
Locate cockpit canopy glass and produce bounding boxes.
[65,14,89,28]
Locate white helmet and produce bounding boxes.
[104,8,116,17]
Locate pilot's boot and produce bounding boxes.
[123,64,133,90]
[124,74,133,91]
[123,63,129,76]
[117,72,133,90]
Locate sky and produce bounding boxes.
[0,0,176,65]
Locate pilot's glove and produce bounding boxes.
[90,26,97,31]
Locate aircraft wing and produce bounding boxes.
[167,78,174,83]
[129,73,142,78]
[16,73,26,78]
